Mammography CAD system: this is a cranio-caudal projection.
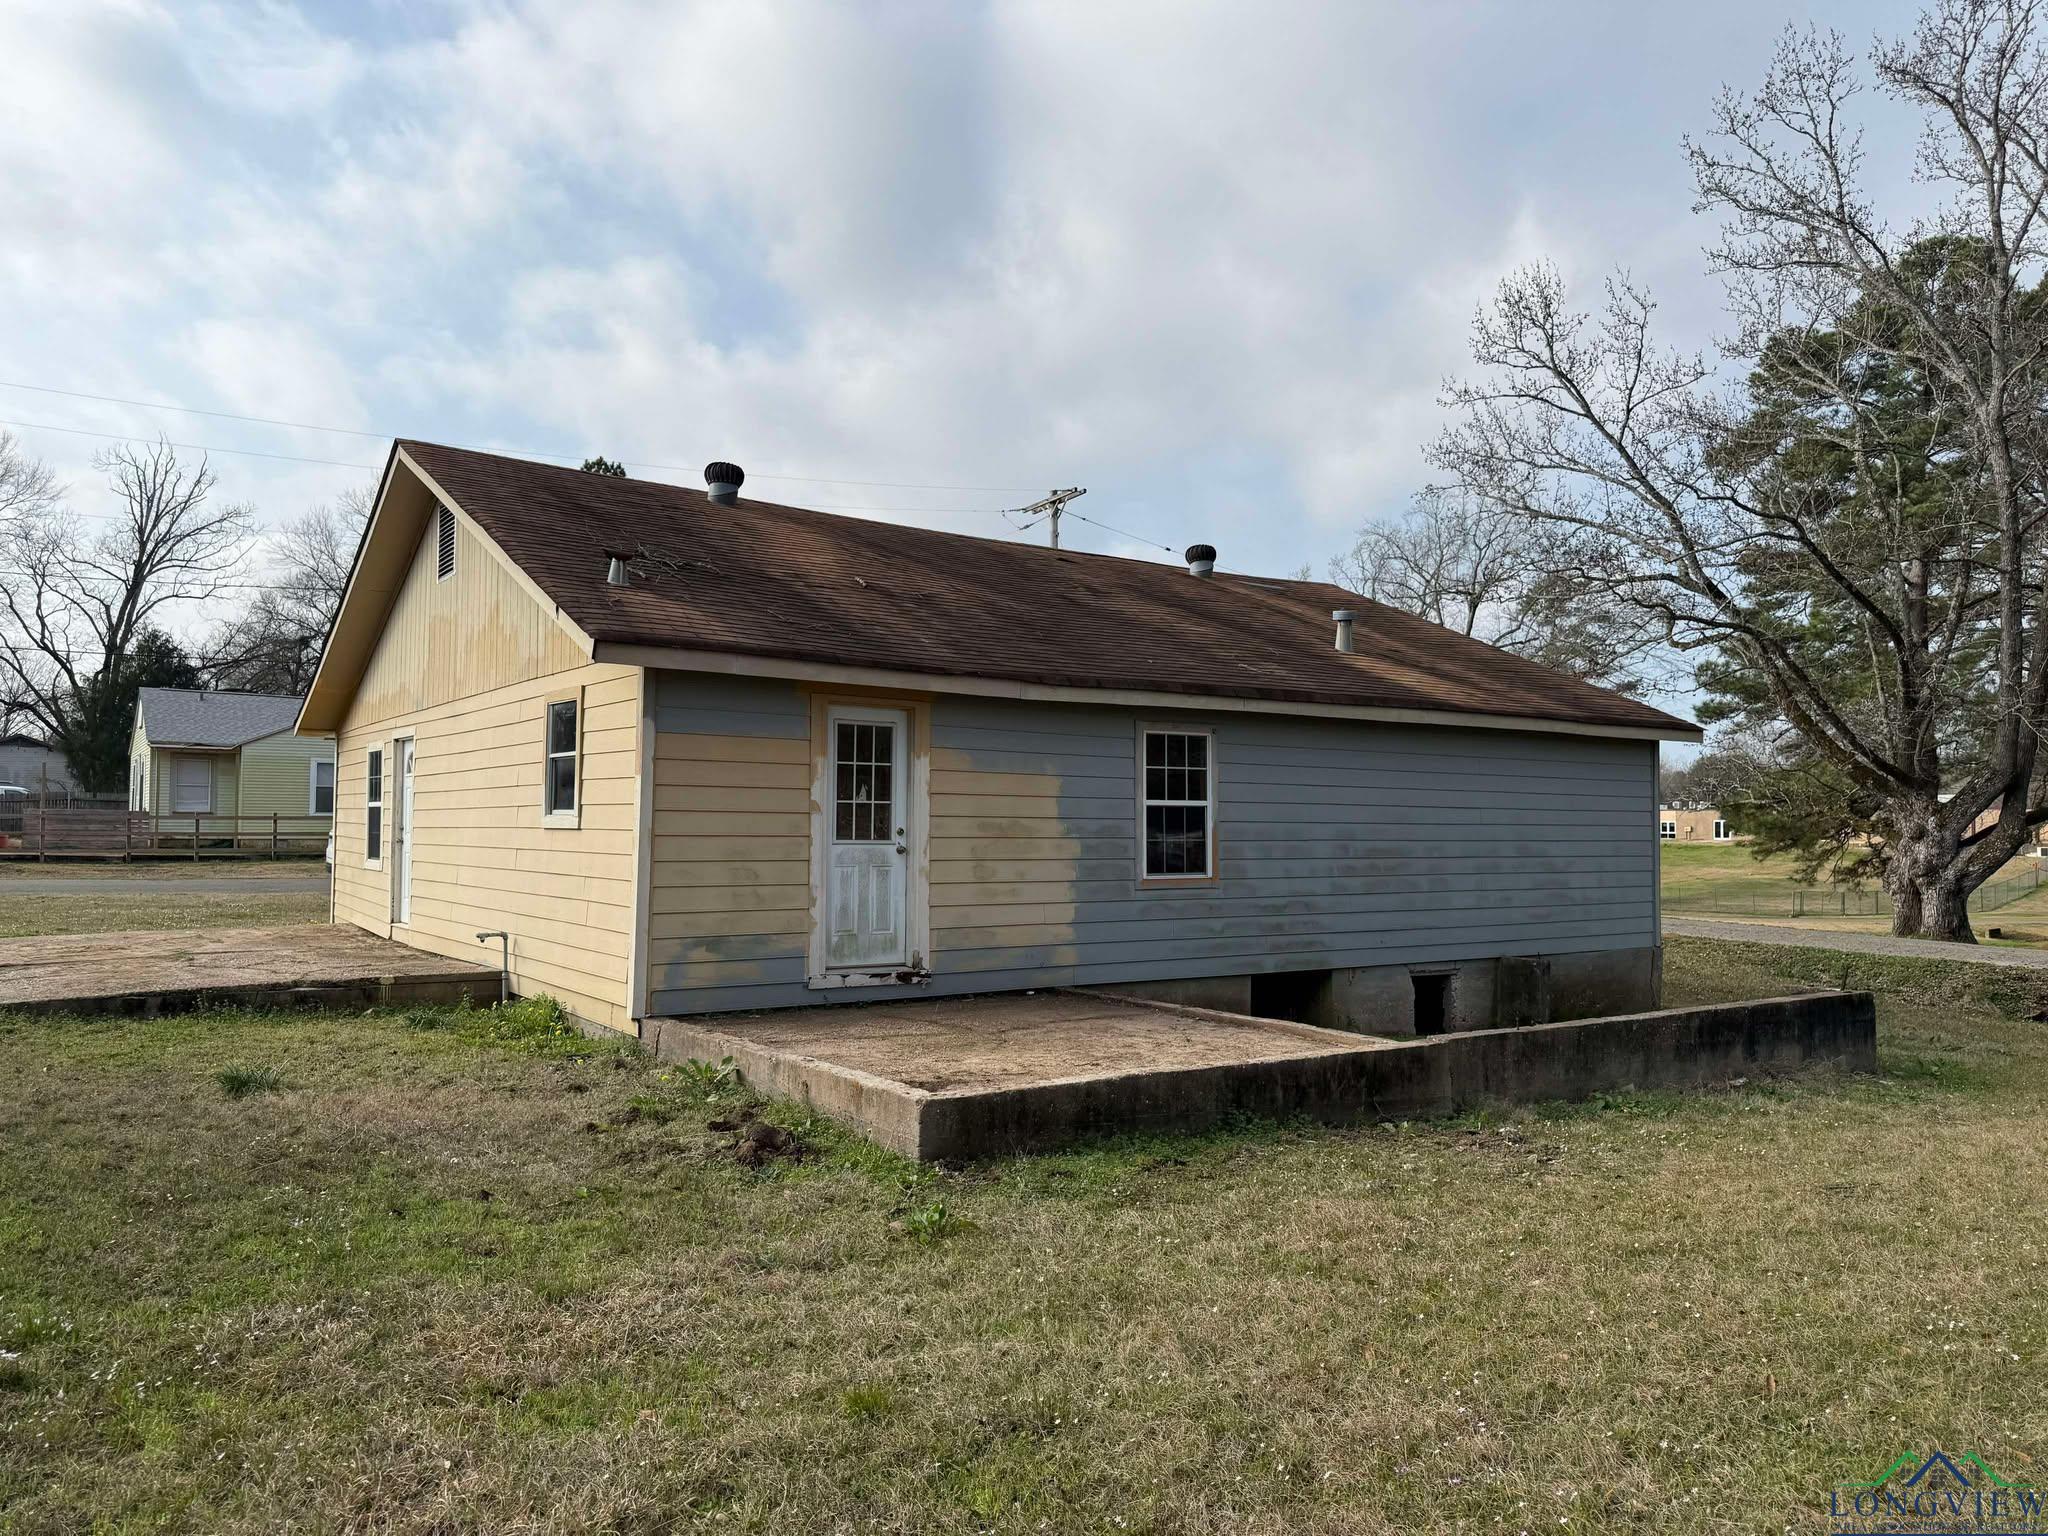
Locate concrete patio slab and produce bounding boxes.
[677,991,1389,1094]
[646,986,1877,1160]
[0,925,494,1016]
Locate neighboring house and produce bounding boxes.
[131,689,336,835]
[298,442,1701,1038]
[1962,800,2048,850]
[0,734,71,794]
[1658,806,1738,843]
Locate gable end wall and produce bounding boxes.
[330,508,642,1031]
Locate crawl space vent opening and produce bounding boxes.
[1412,973,1450,1037]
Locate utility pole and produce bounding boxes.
[1009,487,1086,548]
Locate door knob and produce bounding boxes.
[894,826,907,854]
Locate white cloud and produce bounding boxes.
[0,0,1933,596]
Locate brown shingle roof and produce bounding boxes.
[399,440,1695,736]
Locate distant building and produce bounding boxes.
[1962,801,2048,851]
[0,734,73,794]
[129,688,336,832]
[1659,805,1738,843]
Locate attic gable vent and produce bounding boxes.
[436,505,456,581]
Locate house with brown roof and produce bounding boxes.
[297,443,1700,1038]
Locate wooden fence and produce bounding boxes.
[0,808,330,860]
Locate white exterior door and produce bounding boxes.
[825,706,908,969]
[392,737,415,926]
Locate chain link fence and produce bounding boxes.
[1663,861,2047,919]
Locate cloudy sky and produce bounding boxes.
[4,0,1925,598]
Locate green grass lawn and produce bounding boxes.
[4,943,2047,1531]
[1660,841,2045,923]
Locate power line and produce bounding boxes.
[0,417,380,470]
[1004,487,1087,548]
[0,379,1047,492]
[0,417,1034,521]
[1067,509,1175,554]
[1,387,1179,553]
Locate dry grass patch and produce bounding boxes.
[0,859,326,881]
[0,890,326,937]
[2,945,2045,1532]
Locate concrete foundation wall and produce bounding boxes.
[1081,945,1661,1039]
[653,990,1876,1160]
[922,992,1872,1159]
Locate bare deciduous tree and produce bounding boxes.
[1332,491,1667,693]
[1433,1,2048,941]
[201,487,371,695]
[0,436,253,791]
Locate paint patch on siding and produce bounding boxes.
[648,682,1657,1018]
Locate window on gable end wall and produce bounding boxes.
[543,694,580,824]
[1139,726,1215,881]
[365,748,383,863]
[436,504,456,581]
[309,758,335,816]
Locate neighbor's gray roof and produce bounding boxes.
[136,688,305,749]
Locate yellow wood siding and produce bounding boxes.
[330,512,642,1032]
[350,512,589,726]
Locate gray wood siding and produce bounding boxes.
[647,672,1656,1016]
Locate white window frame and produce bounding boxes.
[1713,819,1728,841]
[1136,723,1217,885]
[308,757,336,817]
[171,755,213,815]
[435,504,456,582]
[365,746,384,868]
[542,692,581,828]
[1660,820,1677,840]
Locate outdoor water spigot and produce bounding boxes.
[475,930,509,1004]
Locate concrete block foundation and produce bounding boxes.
[645,987,1876,1161]
[1081,945,1662,1041]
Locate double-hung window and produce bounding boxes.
[309,759,336,816]
[1140,727,1214,880]
[1660,820,1677,840]
[172,756,212,814]
[544,697,579,821]
[365,748,383,863]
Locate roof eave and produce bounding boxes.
[588,640,1703,743]
[295,444,598,736]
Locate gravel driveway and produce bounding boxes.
[1665,914,2048,970]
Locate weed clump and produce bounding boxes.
[899,1200,966,1246]
[400,995,605,1060]
[673,1056,739,1097]
[216,1064,283,1099]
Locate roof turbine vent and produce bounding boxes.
[704,461,745,505]
[1184,544,1217,577]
